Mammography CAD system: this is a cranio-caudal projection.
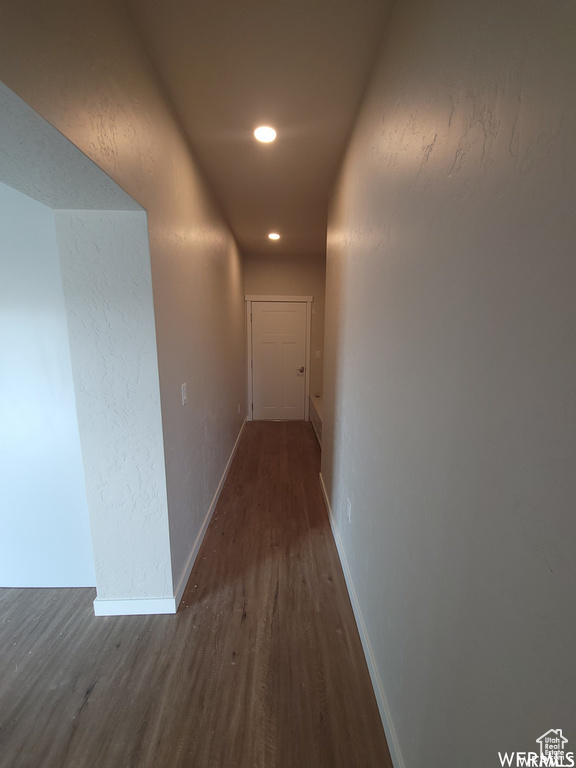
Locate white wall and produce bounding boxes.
[323,0,576,765]
[0,0,245,609]
[54,209,172,604]
[243,253,326,398]
[0,183,95,587]
[0,81,172,609]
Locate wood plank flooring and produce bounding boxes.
[0,421,392,768]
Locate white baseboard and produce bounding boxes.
[171,419,247,610]
[319,473,405,768]
[93,420,246,618]
[93,596,176,616]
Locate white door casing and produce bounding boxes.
[246,296,312,421]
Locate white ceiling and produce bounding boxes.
[125,0,392,258]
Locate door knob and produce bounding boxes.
[298,366,305,373]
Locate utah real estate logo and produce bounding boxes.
[499,730,574,767]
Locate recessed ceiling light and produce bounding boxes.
[268,232,280,240]
[254,126,277,143]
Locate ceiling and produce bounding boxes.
[124,0,392,259]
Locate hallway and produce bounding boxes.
[0,422,392,768]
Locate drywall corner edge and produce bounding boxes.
[172,419,248,609]
[319,472,405,768]
[93,421,247,616]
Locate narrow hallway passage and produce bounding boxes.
[0,422,392,767]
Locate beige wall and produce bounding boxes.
[0,0,246,607]
[323,0,576,765]
[243,252,326,398]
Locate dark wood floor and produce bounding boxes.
[0,421,392,768]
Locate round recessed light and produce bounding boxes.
[254,126,277,143]
[268,232,280,240]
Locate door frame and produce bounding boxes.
[245,295,313,422]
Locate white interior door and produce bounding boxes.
[251,301,307,420]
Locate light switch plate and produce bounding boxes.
[181,383,187,406]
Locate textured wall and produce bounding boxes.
[0,183,95,587]
[243,253,326,398]
[0,81,171,604]
[55,210,171,600]
[0,0,245,602]
[0,84,140,212]
[323,0,576,765]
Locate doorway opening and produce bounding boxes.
[245,295,313,421]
